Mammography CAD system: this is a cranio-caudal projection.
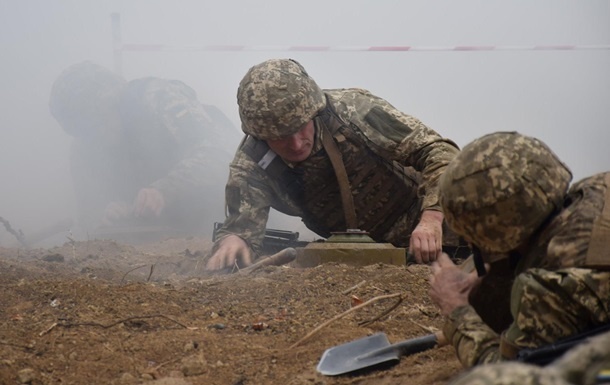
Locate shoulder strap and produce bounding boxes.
[320,125,358,230]
[586,173,610,267]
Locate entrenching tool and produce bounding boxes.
[317,331,445,376]
[317,256,476,376]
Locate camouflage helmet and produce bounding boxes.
[439,131,572,253]
[49,61,126,138]
[237,58,326,140]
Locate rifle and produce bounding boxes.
[212,222,309,255]
[516,322,610,366]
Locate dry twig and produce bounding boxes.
[42,314,196,334]
[238,247,297,275]
[146,264,155,282]
[410,319,440,334]
[0,216,27,247]
[289,292,403,349]
[341,280,366,295]
[358,294,404,327]
[39,322,58,336]
[120,265,152,284]
[0,340,34,350]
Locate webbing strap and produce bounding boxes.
[321,126,358,229]
[586,173,610,267]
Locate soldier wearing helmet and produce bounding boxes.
[207,58,463,270]
[429,131,610,369]
[49,61,240,239]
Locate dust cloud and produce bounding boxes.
[0,0,608,247]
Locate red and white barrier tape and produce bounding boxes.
[117,44,610,52]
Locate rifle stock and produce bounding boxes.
[213,222,309,255]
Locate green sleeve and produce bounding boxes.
[329,88,459,210]
[443,305,502,367]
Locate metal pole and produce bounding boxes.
[111,12,123,76]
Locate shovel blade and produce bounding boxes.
[316,333,399,376]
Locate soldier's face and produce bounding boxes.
[267,120,315,163]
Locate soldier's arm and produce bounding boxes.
[443,305,503,367]
[445,267,610,368]
[333,89,460,211]
[213,152,276,257]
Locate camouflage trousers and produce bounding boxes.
[450,330,610,385]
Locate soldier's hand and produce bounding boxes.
[133,188,165,218]
[409,209,443,264]
[429,253,485,316]
[205,235,253,271]
[102,201,132,225]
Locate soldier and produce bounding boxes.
[49,61,240,238]
[207,58,463,270]
[449,330,610,385]
[429,131,610,368]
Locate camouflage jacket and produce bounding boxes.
[216,88,459,255]
[71,77,240,233]
[444,172,610,368]
[450,329,610,385]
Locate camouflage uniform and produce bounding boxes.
[438,132,610,368]
[449,329,610,385]
[216,69,460,255]
[50,62,240,234]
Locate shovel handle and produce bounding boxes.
[393,332,443,357]
[361,331,446,359]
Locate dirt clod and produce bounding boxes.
[0,237,464,385]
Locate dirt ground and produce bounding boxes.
[0,234,466,385]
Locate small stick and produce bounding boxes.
[341,280,366,295]
[43,314,196,332]
[289,292,402,349]
[39,322,58,336]
[0,216,27,247]
[120,265,150,284]
[239,248,297,275]
[358,295,404,327]
[410,319,439,334]
[0,340,34,350]
[146,264,155,282]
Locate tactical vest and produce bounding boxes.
[242,101,421,246]
[241,105,422,246]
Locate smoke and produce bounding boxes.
[0,0,608,246]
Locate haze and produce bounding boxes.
[1,0,608,247]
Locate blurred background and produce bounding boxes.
[1,0,608,246]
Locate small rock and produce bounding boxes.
[181,356,207,377]
[119,372,136,384]
[17,368,36,384]
[183,341,197,352]
[141,373,154,381]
